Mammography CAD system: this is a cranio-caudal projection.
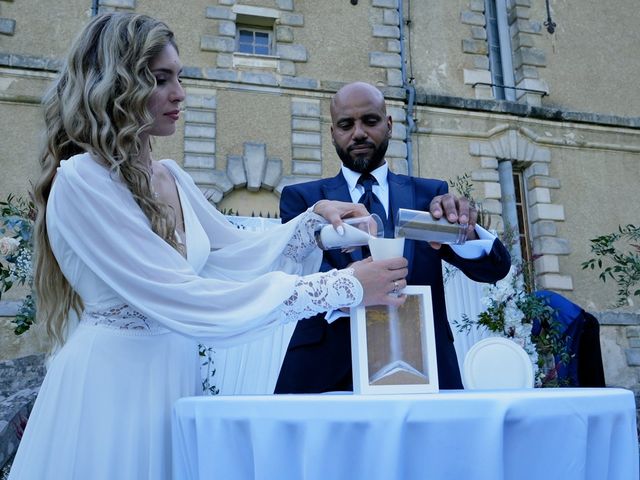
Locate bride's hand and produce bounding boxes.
[350,257,408,307]
[312,200,370,234]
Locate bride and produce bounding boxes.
[8,13,408,480]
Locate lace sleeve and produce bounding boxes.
[279,268,363,323]
[282,210,325,263]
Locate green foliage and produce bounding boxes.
[13,293,35,336]
[448,173,491,231]
[218,207,239,216]
[582,224,640,308]
[198,344,220,396]
[448,173,475,200]
[218,207,280,219]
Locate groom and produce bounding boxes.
[275,82,511,393]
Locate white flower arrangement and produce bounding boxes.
[478,266,539,377]
[456,264,568,387]
[447,173,568,386]
[0,193,36,335]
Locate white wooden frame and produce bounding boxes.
[350,286,439,394]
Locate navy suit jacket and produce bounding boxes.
[275,170,512,392]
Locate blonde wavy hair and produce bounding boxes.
[34,13,182,348]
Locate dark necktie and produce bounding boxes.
[357,173,390,242]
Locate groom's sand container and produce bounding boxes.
[394,208,468,245]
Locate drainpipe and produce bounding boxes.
[397,0,414,176]
[91,0,99,16]
[498,159,522,265]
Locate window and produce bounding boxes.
[513,171,534,283]
[484,0,516,101]
[232,6,278,58]
[236,26,273,56]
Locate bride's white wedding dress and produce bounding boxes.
[9,153,363,480]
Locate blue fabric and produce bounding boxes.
[532,290,604,387]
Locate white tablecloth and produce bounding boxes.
[172,388,638,480]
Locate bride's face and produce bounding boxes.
[147,43,185,137]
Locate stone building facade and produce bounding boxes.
[0,1,639,391]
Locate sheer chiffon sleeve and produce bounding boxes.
[47,155,362,346]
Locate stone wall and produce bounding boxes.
[599,312,640,389]
[0,354,45,470]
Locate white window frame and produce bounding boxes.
[235,25,274,56]
[231,6,280,69]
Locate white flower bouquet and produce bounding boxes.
[0,193,36,334]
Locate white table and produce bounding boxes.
[172,388,638,480]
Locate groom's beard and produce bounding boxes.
[335,138,388,174]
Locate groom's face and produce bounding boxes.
[330,86,392,174]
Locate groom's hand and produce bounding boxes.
[428,194,478,249]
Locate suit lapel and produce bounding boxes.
[321,172,352,202]
[388,172,416,272]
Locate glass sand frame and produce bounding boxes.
[350,286,439,394]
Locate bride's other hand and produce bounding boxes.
[350,257,408,307]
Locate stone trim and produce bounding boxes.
[0,53,62,71]
[626,325,640,367]
[1,49,636,131]
[227,142,283,194]
[368,3,409,174]
[370,2,403,88]
[182,87,221,201]
[233,5,280,19]
[277,0,294,11]
[0,17,15,36]
[202,2,307,79]
[599,311,640,327]
[385,105,409,174]
[97,0,136,13]
[1,42,631,130]
[461,0,549,106]
[469,128,572,291]
[276,97,323,192]
[288,97,322,181]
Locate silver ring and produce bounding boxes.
[392,280,400,294]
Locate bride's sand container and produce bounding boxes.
[315,214,384,250]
